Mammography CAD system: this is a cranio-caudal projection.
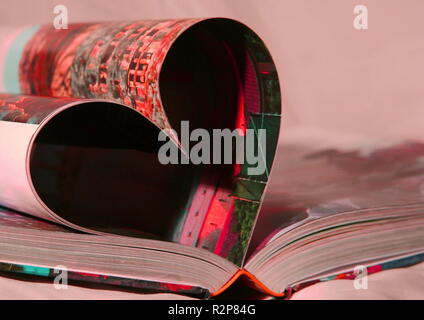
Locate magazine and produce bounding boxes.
[0,18,423,299]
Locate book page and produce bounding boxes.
[248,127,424,256]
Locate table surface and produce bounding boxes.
[0,261,423,299]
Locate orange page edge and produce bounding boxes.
[210,269,286,298]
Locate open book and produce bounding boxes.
[0,18,423,299]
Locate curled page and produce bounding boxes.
[0,18,281,265]
[0,94,171,234]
